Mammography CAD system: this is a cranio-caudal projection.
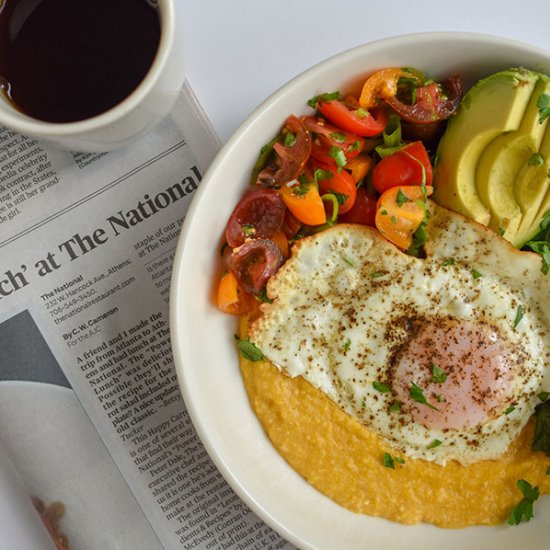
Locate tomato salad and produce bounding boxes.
[217,67,464,315]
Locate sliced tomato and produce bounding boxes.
[359,67,425,109]
[225,187,286,248]
[256,115,312,186]
[310,160,357,215]
[279,180,327,226]
[375,185,433,249]
[228,239,284,295]
[339,187,377,226]
[385,75,464,124]
[345,153,373,184]
[372,141,433,193]
[302,115,364,167]
[217,271,257,315]
[317,99,388,137]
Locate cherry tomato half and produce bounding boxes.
[302,115,364,167]
[375,185,433,249]
[317,99,388,137]
[339,187,377,226]
[372,141,433,194]
[256,115,312,187]
[310,160,357,215]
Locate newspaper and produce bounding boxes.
[0,81,294,550]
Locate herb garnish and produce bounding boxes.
[307,91,341,108]
[507,479,540,525]
[532,399,550,456]
[537,92,550,124]
[441,258,456,266]
[396,188,410,207]
[528,152,544,167]
[505,406,516,415]
[471,269,483,279]
[389,401,401,413]
[343,338,351,352]
[410,382,438,411]
[236,338,265,362]
[242,223,256,237]
[426,439,442,449]
[539,391,550,402]
[513,305,524,329]
[342,255,355,267]
[383,452,405,469]
[523,210,550,275]
[431,364,448,383]
[328,146,347,168]
[373,381,391,393]
[371,270,384,278]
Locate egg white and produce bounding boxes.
[249,202,549,466]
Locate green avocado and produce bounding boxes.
[476,75,550,237]
[513,122,550,246]
[433,68,539,226]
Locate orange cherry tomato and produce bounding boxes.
[345,153,373,184]
[359,67,424,109]
[279,181,327,226]
[270,229,290,258]
[375,185,433,249]
[217,271,256,315]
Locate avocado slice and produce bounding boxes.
[509,118,550,246]
[476,75,550,235]
[433,68,538,226]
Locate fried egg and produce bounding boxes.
[249,202,550,466]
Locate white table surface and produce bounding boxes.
[181,0,550,144]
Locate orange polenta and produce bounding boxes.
[238,319,550,528]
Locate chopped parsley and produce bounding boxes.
[537,92,550,124]
[371,270,384,278]
[523,210,550,275]
[373,381,391,393]
[528,152,544,167]
[396,188,410,207]
[410,382,438,411]
[441,257,456,266]
[505,406,516,415]
[426,439,442,449]
[391,215,397,225]
[255,287,273,304]
[471,269,483,280]
[431,364,448,383]
[307,90,341,108]
[330,131,347,143]
[532,399,550,456]
[507,479,540,525]
[539,391,550,402]
[283,131,296,148]
[343,338,351,352]
[242,223,256,237]
[513,305,524,329]
[383,452,405,469]
[236,338,264,362]
[389,401,401,413]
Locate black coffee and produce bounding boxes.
[0,0,161,123]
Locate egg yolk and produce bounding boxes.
[391,318,520,430]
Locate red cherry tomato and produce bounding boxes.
[302,115,364,167]
[339,187,377,226]
[225,187,286,248]
[310,160,357,215]
[228,239,284,295]
[372,141,433,194]
[317,99,388,137]
[256,115,312,187]
[385,75,464,124]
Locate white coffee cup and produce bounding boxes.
[0,0,184,152]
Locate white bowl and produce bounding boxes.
[170,32,550,550]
